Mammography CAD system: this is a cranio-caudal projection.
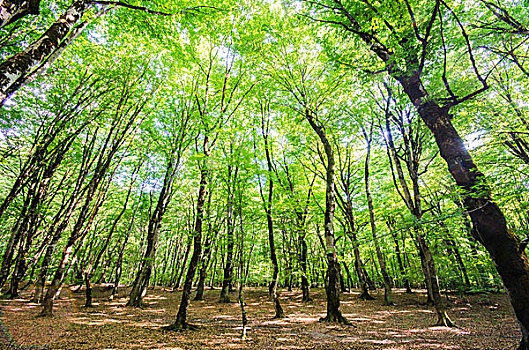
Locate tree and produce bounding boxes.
[38,63,153,316]
[257,98,285,318]
[0,0,41,28]
[127,80,196,307]
[306,0,529,344]
[0,0,212,105]
[362,125,393,306]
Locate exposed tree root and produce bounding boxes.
[434,312,457,328]
[161,322,200,332]
[319,314,354,326]
[359,291,375,301]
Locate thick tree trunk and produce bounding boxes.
[0,0,41,28]
[0,0,89,104]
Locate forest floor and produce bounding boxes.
[0,285,520,349]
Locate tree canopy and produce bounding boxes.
[1,0,529,348]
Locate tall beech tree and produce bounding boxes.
[263,30,349,322]
[0,0,41,28]
[256,98,284,318]
[164,40,253,330]
[306,0,529,343]
[335,141,375,300]
[127,83,196,307]
[218,153,239,303]
[379,84,452,325]
[362,126,393,306]
[38,65,153,316]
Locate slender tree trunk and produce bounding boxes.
[364,130,393,305]
[174,238,192,290]
[386,219,412,293]
[260,124,284,318]
[265,182,284,318]
[383,106,453,325]
[299,225,311,302]
[164,167,208,330]
[305,109,348,324]
[220,168,236,303]
[441,223,471,288]
[353,244,374,299]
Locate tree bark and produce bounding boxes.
[220,165,237,303]
[305,108,349,324]
[0,0,41,28]
[386,218,412,293]
[164,166,208,330]
[0,0,89,104]
[364,129,393,306]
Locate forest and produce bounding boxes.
[0,0,528,349]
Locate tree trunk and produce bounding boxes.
[354,246,374,300]
[0,0,41,28]
[260,125,284,318]
[386,219,412,293]
[173,239,191,290]
[38,238,77,316]
[364,129,393,305]
[194,231,214,300]
[442,224,471,288]
[164,167,208,331]
[220,170,236,303]
[299,227,311,302]
[0,0,89,104]
[305,109,348,324]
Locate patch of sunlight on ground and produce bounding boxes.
[72,318,125,326]
[287,316,320,323]
[360,339,398,345]
[428,326,470,334]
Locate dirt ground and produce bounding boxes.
[0,286,520,349]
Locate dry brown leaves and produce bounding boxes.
[0,286,519,349]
